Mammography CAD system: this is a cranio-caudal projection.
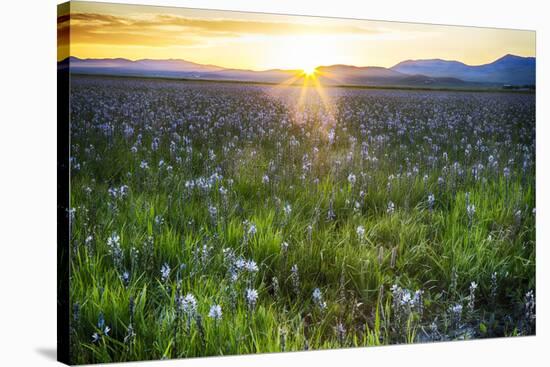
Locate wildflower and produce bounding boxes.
[524,290,536,325]
[247,223,257,236]
[449,303,463,326]
[208,205,217,220]
[283,203,292,216]
[467,204,476,220]
[244,259,259,273]
[179,293,197,317]
[428,193,435,210]
[312,288,327,310]
[208,304,222,321]
[151,137,159,151]
[429,321,439,341]
[401,291,412,305]
[391,284,423,323]
[92,312,110,343]
[328,129,335,145]
[514,210,522,226]
[245,288,258,310]
[327,199,336,221]
[124,324,136,344]
[356,225,365,240]
[290,264,300,295]
[262,175,270,184]
[307,224,313,241]
[140,160,149,169]
[347,173,356,186]
[85,235,94,255]
[107,233,120,248]
[108,185,129,200]
[160,263,171,282]
[121,271,130,287]
[472,166,480,180]
[413,289,424,314]
[272,276,280,298]
[387,201,395,215]
[281,241,289,254]
[468,281,477,313]
[107,233,123,270]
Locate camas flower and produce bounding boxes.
[245,288,258,310]
[92,312,110,343]
[179,293,197,317]
[121,271,130,287]
[387,201,395,214]
[467,204,476,219]
[247,223,257,236]
[312,288,327,310]
[244,259,259,273]
[160,263,171,282]
[283,203,292,216]
[281,241,289,253]
[208,304,222,321]
[356,226,365,241]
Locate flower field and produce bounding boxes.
[68,75,535,364]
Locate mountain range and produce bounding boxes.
[391,54,535,85]
[61,54,535,88]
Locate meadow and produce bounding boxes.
[68,75,535,364]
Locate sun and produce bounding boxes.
[302,65,317,76]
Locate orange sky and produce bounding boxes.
[58,1,536,71]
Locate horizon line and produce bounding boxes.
[61,52,536,73]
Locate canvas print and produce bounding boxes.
[57,1,536,364]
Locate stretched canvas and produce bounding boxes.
[57,1,536,364]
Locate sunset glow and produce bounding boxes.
[58,1,535,70]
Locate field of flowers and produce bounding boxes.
[68,75,535,364]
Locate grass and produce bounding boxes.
[68,75,535,364]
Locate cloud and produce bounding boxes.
[62,12,382,48]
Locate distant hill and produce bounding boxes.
[391,54,535,85]
[314,65,468,87]
[64,56,225,78]
[61,54,535,88]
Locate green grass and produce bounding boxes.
[68,76,535,364]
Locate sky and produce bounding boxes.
[58,1,536,71]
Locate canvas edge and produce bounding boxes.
[58,1,71,365]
